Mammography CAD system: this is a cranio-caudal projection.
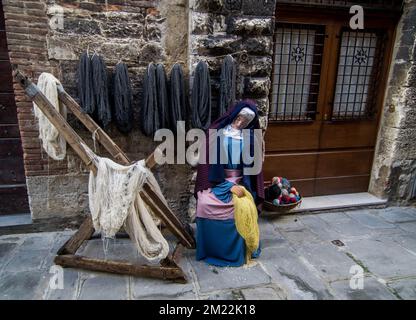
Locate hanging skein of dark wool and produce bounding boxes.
[155,63,169,130]
[141,63,159,136]
[191,61,211,130]
[91,54,111,128]
[219,55,236,116]
[169,63,187,133]
[77,51,95,114]
[112,62,133,134]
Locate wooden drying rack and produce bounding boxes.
[12,67,196,283]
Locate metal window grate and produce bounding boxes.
[331,29,385,121]
[269,23,325,122]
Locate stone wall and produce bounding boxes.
[185,0,277,220]
[370,0,416,205]
[3,0,193,220]
[188,0,276,128]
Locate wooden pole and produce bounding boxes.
[54,255,187,283]
[13,67,195,281]
[13,69,97,174]
[56,86,194,249]
[13,68,195,249]
[57,216,94,255]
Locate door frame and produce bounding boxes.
[264,4,400,196]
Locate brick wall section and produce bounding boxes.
[2,0,193,220]
[2,0,60,177]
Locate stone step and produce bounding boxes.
[263,192,387,216]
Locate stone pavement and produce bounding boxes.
[0,206,415,300]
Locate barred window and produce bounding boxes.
[269,23,325,121]
[331,29,385,120]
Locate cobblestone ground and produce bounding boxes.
[0,207,415,300]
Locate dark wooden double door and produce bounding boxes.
[0,3,30,215]
[264,6,398,196]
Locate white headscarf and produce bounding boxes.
[223,107,256,140]
[238,107,255,123]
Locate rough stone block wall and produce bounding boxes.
[3,0,192,221]
[370,0,416,205]
[185,0,277,220]
[188,0,277,128]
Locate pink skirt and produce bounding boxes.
[196,169,242,221]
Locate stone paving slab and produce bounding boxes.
[330,277,398,300]
[396,221,416,233]
[280,227,322,245]
[20,232,57,251]
[3,249,50,273]
[295,242,355,282]
[0,243,18,265]
[0,271,49,300]
[391,233,416,252]
[259,246,334,300]
[200,290,244,300]
[345,210,397,229]
[316,212,377,238]
[78,273,129,300]
[343,237,416,279]
[189,259,271,294]
[45,269,80,300]
[131,256,195,300]
[0,207,415,300]
[296,215,341,242]
[387,278,416,300]
[241,286,285,300]
[258,219,288,249]
[375,207,416,223]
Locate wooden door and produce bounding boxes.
[0,3,30,215]
[264,6,398,196]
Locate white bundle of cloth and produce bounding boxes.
[84,144,169,261]
[33,73,67,160]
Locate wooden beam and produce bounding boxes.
[12,67,195,282]
[12,68,97,174]
[54,255,187,283]
[143,184,195,249]
[56,85,195,249]
[57,216,95,255]
[57,88,131,165]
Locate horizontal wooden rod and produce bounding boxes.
[54,254,187,283]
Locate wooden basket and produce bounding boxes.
[263,197,302,214]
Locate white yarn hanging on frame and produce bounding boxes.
[33,73,67,160]
[83,144,169,261]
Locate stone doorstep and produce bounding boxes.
[264,192,388,216]
[0,214,32,228]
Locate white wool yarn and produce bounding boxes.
[84,144,169,261]
[33,72,67,160]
